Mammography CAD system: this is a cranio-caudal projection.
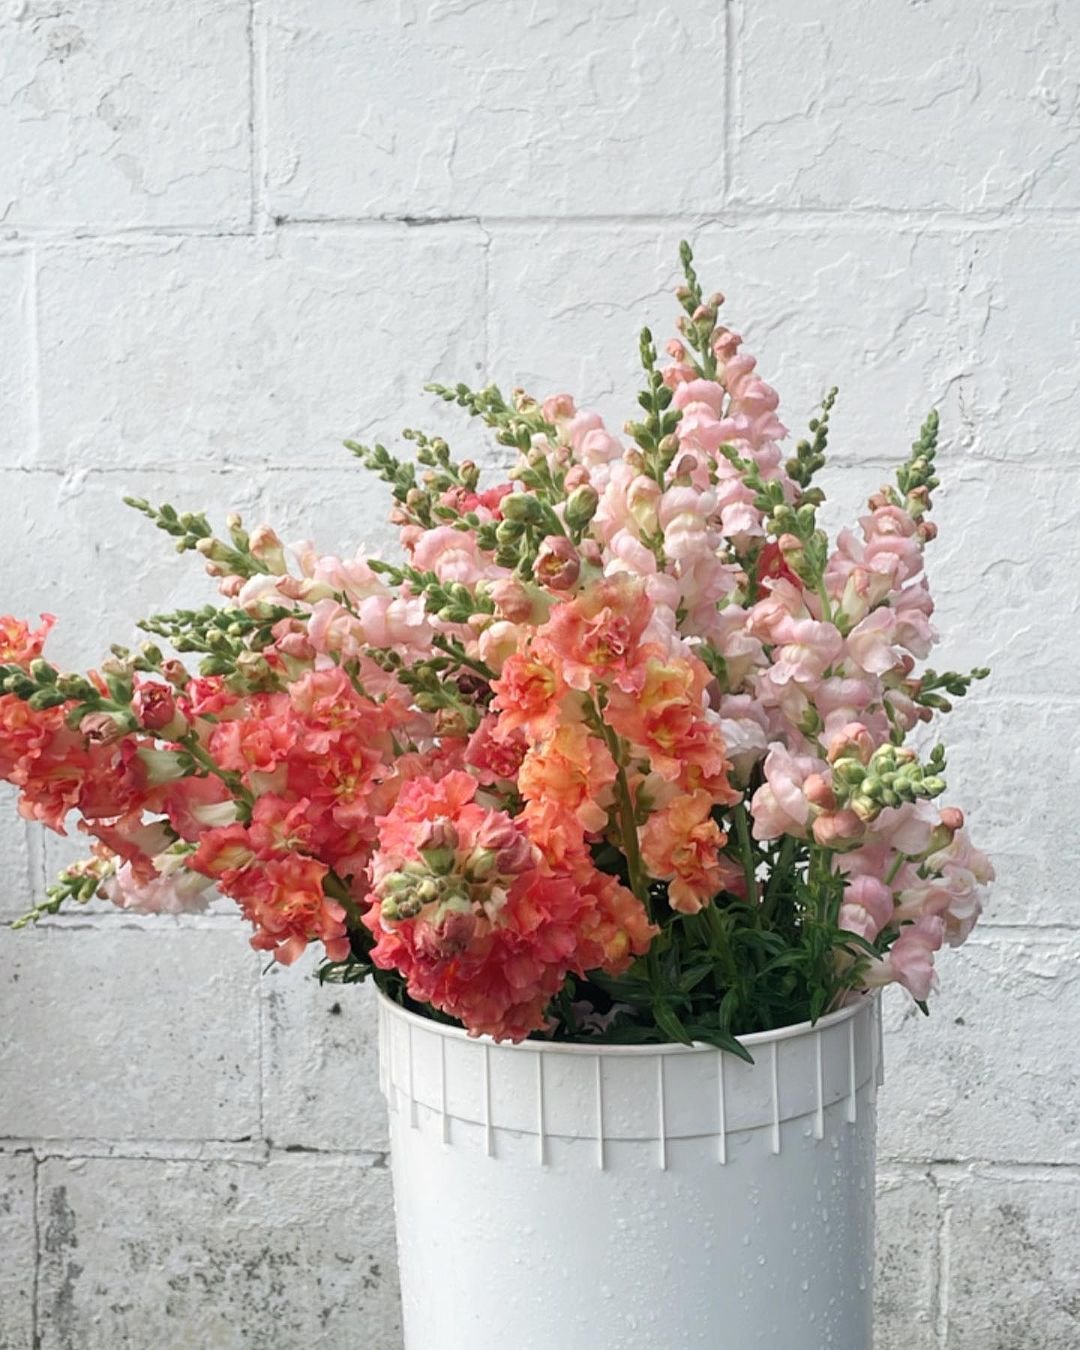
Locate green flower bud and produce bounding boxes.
[494,518,526,547]
[28,659,57,685]
[564,484,599,530]
[27,688,67,711]
[501,493,542,524]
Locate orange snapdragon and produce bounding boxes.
[640,789,737,914]
[517,723,617,834]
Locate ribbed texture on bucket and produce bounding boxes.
[379,995,881,1167]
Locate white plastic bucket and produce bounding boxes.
[378,991,881,1349]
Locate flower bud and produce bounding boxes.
[416,898,477,958]
[248,524,287,574]
[27,687,67,711]
[28,658,56,685]
[433,707,470,739]
[133,682,189,741]
[160,659,189,688]
[939,807,964,833]
[494,518,526,548]
[564,484,599,530]
[812,809,865,848]
[501,493,542,524]
[380,889,424,923]
[488,579,533,624]
[416,818,459,876]
[803,773,836,810]
[850,794,881,824]
[463,845,497,882]
[535,535,581,591]
[827,722,875,766]
[80,710,131,746]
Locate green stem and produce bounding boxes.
[885,851,907,887]
[704,903,739,990]
[587,694,664,1003]
[179,736,253,806]
[430,634,497,681]
[733,802,757,905]
[814,578,833,625]
[613,764,650,911]
[762,835,797,924]
[323,870,365,931]
[808,845,836,923]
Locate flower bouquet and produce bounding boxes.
[0,244,993,1348]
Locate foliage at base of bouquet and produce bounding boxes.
[0,244,993,1047]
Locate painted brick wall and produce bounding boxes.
[1,3,1077,1347]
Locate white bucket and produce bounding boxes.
[378,991,881,1349]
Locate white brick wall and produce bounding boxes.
[0,3,1076,1346]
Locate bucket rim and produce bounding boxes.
[376,987,877,1057]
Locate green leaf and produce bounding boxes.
[685,1025,755,1065]
[652,1000,694,1047]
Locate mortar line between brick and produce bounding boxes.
[12,207,1080,248]
[30,1153,40,1350]
[722,0,736,202]
[256,950,266,1146]
[482,223,492,375]
[247,0,257,232]
[250,0,270,236]
[25,247,40,464]
[6,457,1079,479]
[935,1186,952,1348]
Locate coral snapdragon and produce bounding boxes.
[0,245,992,1048]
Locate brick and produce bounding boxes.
[958,225,1080,463]
[926,700,1079,924]
[0,252,33,466]
[0,0,250,230]
[262,950,387,1153]
[0,467,264,670]
[0,926,260,1141]
[822,460,1078,698]
[0,783,33,924]
[879,932,1080,1166]
[264,0,725,220]
[0,1152,35,1350]
[252,466,405,570]
[485,222,979,467]
[735,1,1080,211]
[34,230,487,471]
[36,1155,401,1350]
[940,1167,1080,1349]
[875,1170,939,1350]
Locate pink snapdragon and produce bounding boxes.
[751,745,829,841]
[864,914,946,1001]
